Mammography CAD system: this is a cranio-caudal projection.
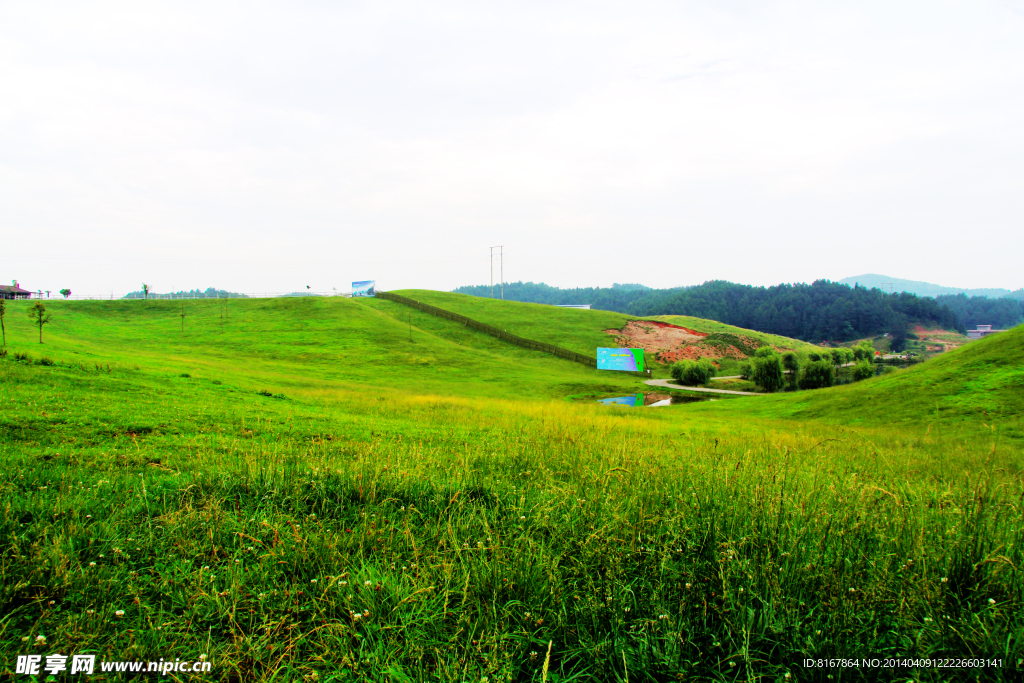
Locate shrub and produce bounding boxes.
[0,349,6,359]
[37,357,55,366]
[754,346,776,358]
[180,373,191,378]
[257,390,274,397]
[738,362,752,380]
[751,353,785,393]
[671,359,717,386]
[808,352,822,361]
[851,361,874,382]
[14,352,31,363]
[799,360,835,389]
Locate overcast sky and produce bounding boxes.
[3,1,1023,296]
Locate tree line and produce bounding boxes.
[454,280,965,342]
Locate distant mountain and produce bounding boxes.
[839,274,1023,300]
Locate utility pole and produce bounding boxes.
[489,246,504,300]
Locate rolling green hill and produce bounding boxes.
[0,297,644,399]
[702,324,1024,437]
[391,289,821,361]
[1,295,1021,679]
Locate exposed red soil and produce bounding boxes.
[912,324,965,352]
[605,320,745,362]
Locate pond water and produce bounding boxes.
[597,392,713,407]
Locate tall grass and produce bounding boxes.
[1,354,1021,681]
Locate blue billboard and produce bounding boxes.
[597,347,644,372]
[352,280,376,297]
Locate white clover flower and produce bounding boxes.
[988,598,996,605]
[199,654,207,662]
[311,579,317,584]
[89,562,96,567]
[941,577,948,583]
[115,610,125,617]
[21,636,29,642]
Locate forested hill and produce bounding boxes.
[452,280,963,343]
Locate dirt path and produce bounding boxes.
[644,378,761,396]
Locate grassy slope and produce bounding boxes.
[398,290,820,360]
[0,298,645,400]
[1,298,1022,680]
[697,324,1024,436]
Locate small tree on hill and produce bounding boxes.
[28,301,51,343]
[142,283,150,300]
[752,351,785,393]
[60,288,71,299]
[0,298,6,346]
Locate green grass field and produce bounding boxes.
[1,296,1021,681]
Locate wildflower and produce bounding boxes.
[785,674,791,680]
[685,583,692,589]
[941,577,948,583]
[89,562,96,567]
[35,635,46,644]
[98,554,105,558]
[520,516,526,521]
[311,579,317,584]
[21,636,29,642]
[115,610,125,617]
[339,581,348,586]
[199,654,207,662]
[924,617,933,623]
[988,598,996,605]
[86,610,95,615]
[849,588,855,593]
[739,588,744,593]
[364,581,371,586]
[529,651,538,661]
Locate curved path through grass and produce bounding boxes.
[644,377,761,395]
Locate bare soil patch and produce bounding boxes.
[606,320,748,362]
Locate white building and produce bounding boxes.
[967,324,1005,340]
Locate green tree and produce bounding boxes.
[671,358,717,386]
[782,351,799,388]
[799,360,835,389]
[60,288,71,299]
[142,283,150,300]
[0,298,6,346]
[851,361,874,382]
[808,351,822,361]
[752,352,785,393]
[28,301,51,343]
[889,314,910,353]
[829,348,844,367]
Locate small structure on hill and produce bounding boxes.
[967,325,1005,340]
[0,283,32,299]
[555,304,591,310]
